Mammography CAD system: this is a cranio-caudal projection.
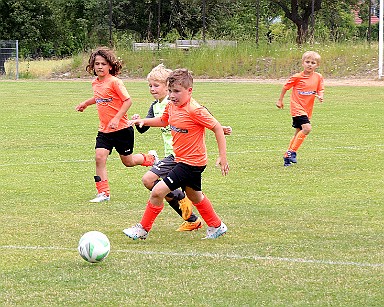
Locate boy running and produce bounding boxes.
[133,64,203,231]
[276,51,324,166]
[75,47,158,202]
[123,68,229,240]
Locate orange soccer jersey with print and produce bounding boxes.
[161,98,218,166]
[92,74,131,133]
[284,71,324,119]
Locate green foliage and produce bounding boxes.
[0,81,383,305]
[0,0,378,57]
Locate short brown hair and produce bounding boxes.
[86,47,122,76]
[167,68,193,89]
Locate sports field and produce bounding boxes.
[0,80,383,306]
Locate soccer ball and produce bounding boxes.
[78,231,110,263]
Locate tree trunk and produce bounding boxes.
[296,21,309,44]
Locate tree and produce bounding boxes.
[269,0,359,44]
[270,0,322,44]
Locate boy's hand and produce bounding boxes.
[222,126,232,135]
[276,100,284,109]
[315,94,324,103]
[108,117,119,130]
[216,157,230,176]
[131,114,141,120]
[75,103,87,112]
[130,118,145,128]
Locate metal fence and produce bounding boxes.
[0,40,19,79]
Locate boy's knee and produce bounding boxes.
[301,124,312,135]
[95,153,106,164]
[142,176,154,190]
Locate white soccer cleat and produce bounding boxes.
[89,192,110,203]
[123,223,148,240]
[203,222,227,239]
[148,150,159,165]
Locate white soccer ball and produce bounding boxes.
[78,231,110,263]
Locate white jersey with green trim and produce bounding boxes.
[151,97,173,157]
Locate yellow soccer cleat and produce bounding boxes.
[178,196,193,220]
[176,218,203,232]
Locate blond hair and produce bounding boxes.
[147,64,172,83]
[302,51,321,64]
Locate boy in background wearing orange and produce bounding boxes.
[276,51,324,167]
[124,68,229,240]
[75,47,158,202]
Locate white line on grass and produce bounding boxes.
[1,144,383,168]
[1,245,383,268]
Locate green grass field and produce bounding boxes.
[0,80,383,306]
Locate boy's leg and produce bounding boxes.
[120,151,158,167]
[166,190,202,231]
[123,181,169,240]
[189,191,226,239]
[290,129,307,152]
[145,155,201,229]
[190,192,221,228]
[90,148,110,202]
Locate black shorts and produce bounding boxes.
[150,155,177,179]
[162,162,206,192]
[95,127,134,156]
[292,115,310,129]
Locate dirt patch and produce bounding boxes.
[193,78,384,86]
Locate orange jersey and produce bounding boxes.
[92,74,131,133]
[161,98,218,166]
[283,71,324,118]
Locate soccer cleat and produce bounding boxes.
[123,223,148,240]
[283,151,295,167]
[89,192,110,203]
[288,150,297,163]
[178,197,193,220]
[283,156,291,167]
[148,150,159,166]
[203,222,227,239]
[176,218,203,231]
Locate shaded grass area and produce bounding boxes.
[0,81,383,306]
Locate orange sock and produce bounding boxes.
[288,135,295,151]
[96,180,110,196]
[290,130,307,152]
[140,201,164,231]
[194,195,221,228]
[140,153,155,166]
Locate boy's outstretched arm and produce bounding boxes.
[212,123,229,176]
[130,116,167,128]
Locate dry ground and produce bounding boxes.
[193,78,384,86]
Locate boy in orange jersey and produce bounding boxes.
[134,64,203,231]
[276,51,324,167]
[123,68,229,240]
[75,47,158,202]
[133,64,232,232]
